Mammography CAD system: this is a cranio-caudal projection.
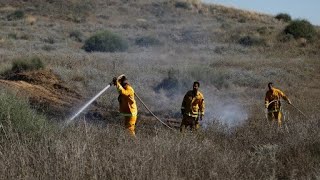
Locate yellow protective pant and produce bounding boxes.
[267,111,282,127]
[124,116,137,136]
[180,115,199,132]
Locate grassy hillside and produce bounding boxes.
[0,0,319,179]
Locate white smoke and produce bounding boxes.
[117,50,250,128]
[147,83,249,128]
[200,86,249,128]
[205,103,248,127]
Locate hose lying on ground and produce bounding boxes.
[134,93,175,131]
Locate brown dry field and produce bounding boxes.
[0,0,320,179]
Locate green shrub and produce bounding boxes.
[0,90,47,134]
[284,19,317,40]
[175,1,192,9]
[11,57,45,73]
[7,10,25,21]
[275,13,292,22]
[83,30,128,52]
[135,36,161,47]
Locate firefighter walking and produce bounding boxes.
[112,76,138,137]
[180,81,205,132]
[265,82,291,127]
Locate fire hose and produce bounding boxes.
[289,104,311,121]
[264,100,278,121]
[117,74,174,130]
[134,93,175,131]
[116,74,174,130]
[65,74,175,130]
[265,99,311,123]
[264,99,289,132]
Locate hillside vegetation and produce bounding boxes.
[0,0,319,179]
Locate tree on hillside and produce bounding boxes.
[83,30,128,52]
[284,19,317,40]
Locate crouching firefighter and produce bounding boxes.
[111,76,138,137]
[180,81,205,132]
[265,82,291,127]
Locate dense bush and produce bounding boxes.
[83,30,128,52]
[284,19,317,40]
[135,36,161,47]
[7,10,24,21]
[11,57,45,73]
[175,1,192,9]
[0,90,47,134]
[275,13,292,22]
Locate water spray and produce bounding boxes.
[65,74,125,126]
[64,73,174,131]
[65,84,111,125]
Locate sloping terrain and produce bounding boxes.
[0,70,83,117]
[0,69,161,126]
[1,1,320,179]
[0,0,319,122]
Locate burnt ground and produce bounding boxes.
[0,69,109,121]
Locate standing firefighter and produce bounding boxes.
[112,76,138,137]
[180,81,205,132]
[265,82,291,127]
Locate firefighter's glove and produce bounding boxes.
[111,77,117,86]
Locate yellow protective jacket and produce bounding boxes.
[265,88,289,111]
[181,90,205,117]
[116,82,137,117]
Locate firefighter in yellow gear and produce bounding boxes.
[265,82,291,127]
[112,76,138,137]
[180,81,205,132]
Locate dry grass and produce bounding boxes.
[206,3,275,23]
[0,0,320,179]
[0,113,320,179]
